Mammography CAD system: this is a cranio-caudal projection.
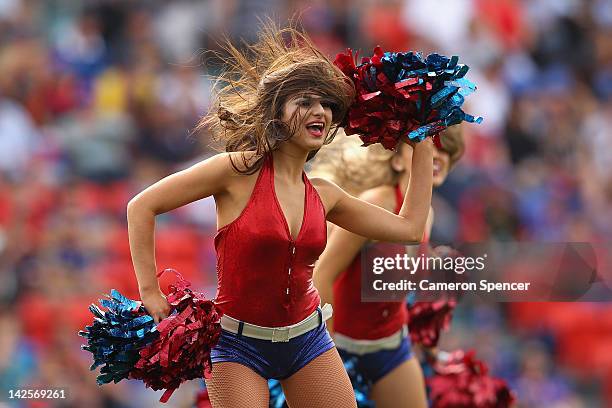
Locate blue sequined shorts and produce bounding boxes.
[210,317,334,379]
[338,335,412,385]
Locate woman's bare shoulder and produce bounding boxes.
[196,151,260,175]
[357,185,397,212]
[178,151,262,193]
[211,151,266,198]
[309,178,396,213]
[224,151,262,173]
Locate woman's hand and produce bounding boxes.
[141,288,172,323]
[404,139,417,149]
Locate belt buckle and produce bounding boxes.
[271,328,290,342]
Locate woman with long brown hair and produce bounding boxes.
[126,24,433,407]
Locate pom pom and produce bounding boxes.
[428,350,515,408]
[343,357,375,408]
[130,269,222,403]
[195,387,213,408]
[266,360,375,408]
[80,269,222,403]
[406,299,457,348]
[79,289,159,385]
[334,47,482,149]
[268,379,289,408]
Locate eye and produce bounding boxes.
[435,145,449,155]
[298,100,311,107]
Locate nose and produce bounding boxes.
[311,101,325,117]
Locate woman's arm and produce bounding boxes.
[127,153,235,322]
[314,189,395,332]
[316,139,434,244]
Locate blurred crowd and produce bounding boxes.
[0,0,611,407]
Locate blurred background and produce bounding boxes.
[0,0,611,407]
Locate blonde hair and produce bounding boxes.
[308,129,401,196]
[196,21,355,174]
[439,125,465,168]
[310,125,465,195]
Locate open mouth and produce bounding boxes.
[305,122,325,137]
[433,160,442,175]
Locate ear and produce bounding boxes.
[390,154,404,172]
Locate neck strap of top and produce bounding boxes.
[394,184,403,214]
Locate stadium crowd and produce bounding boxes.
[1,0,611,406]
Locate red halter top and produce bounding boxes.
[333,185,407,340]
[213,154,327,327]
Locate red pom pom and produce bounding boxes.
[334,48,481,150]
[195,388,213,408]
[334,48,358,77]
[130,269,222,403]
[428,350,515,408]
[406,299,456,348]
[335,47,413,149]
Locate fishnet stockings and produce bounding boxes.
[281,348,357,408]
[206,362,270,408]
[206,349,356,408]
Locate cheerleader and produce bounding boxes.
[126,24,434,408]
[312,125,464,408]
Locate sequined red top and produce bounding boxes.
[214,154,327,327]
[333,185,408,339]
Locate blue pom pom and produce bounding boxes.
[267,360,375,408]
[378,51,483,142]
[343,357,375,408]
[406,290,417,307]
[268,379,289,408]
[79,290,159,385]
[381,52,483,142]
[335,47,483,149]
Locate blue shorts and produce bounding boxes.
[338,335,413,385]
[210,318,334,380]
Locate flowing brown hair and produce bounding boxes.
[196,21,355,174]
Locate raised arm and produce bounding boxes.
[316,139,434,244]
[126,153,235,322]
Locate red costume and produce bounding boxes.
[214,154,327,327]
[333,185,407,339]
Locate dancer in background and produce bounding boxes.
[313,125,464,408]
[127,23,434,408]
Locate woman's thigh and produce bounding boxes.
[205,362,270,408]
[370,356,427,408]
[281,348,357,408]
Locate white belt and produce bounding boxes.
[334,325,408,355]
[220,304,333,342]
